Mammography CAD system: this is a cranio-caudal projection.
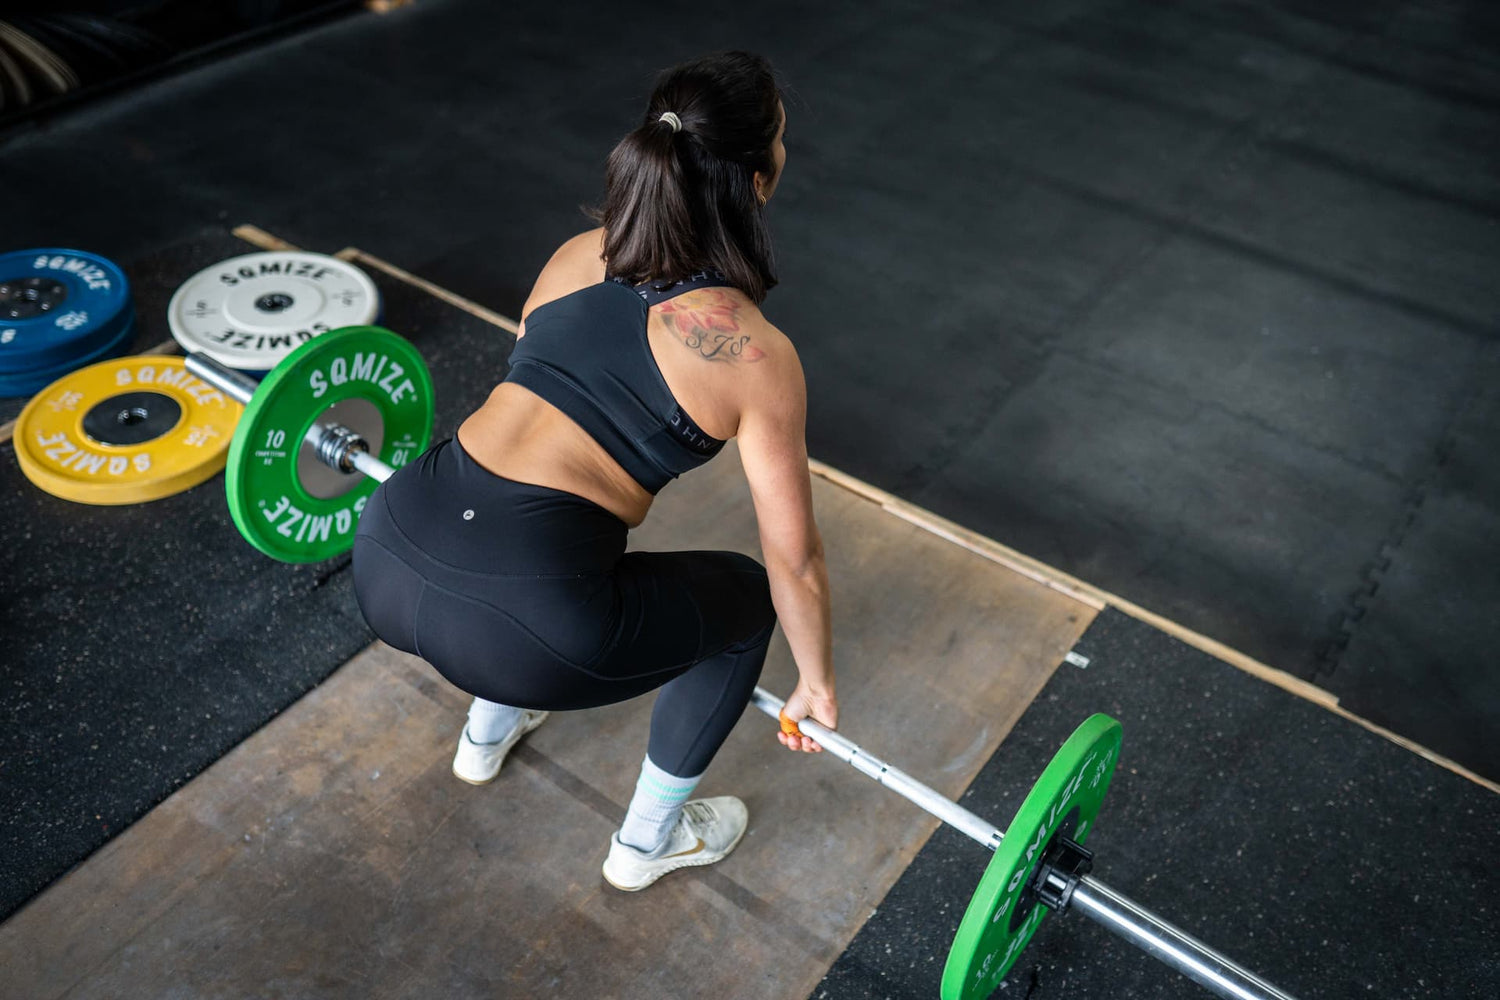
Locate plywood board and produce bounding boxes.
[1,444,1094,1000]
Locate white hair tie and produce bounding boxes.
[657,111,683,133]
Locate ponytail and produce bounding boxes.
[600,120,700,288]
[595,52,781,303]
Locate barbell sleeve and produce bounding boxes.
[186,351,396,483]
[749,686,1300,1000]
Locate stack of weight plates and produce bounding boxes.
[0,248,136,397]
[168,251,382,374]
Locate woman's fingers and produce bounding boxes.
[775,728,823,752]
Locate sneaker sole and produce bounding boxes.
[451,712,548,785]
[452,768,499,787]
[601,823,747,892]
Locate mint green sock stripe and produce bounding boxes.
[640,776,694,799]
[619,755,704,852]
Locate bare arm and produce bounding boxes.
[736,341,836,750]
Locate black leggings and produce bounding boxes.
[351,438,776,777]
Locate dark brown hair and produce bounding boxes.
[596,51,782,303]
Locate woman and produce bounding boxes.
[352,51,835,892]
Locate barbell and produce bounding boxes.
[751,689,1301,1000]
[186,328,1303,999]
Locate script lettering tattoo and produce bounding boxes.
[658,290,767,363]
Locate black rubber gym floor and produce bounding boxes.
[818,610,1499,999]
[2,0,1498,989]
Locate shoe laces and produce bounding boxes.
[681,801,716,827]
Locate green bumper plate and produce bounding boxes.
[942,714,1123,1000]
[226,325,433,563]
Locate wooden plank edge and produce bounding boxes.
[810,458,1325,698]
[809,460,1107,612]
[1328,703,1500,795]
[808,458,1500,796]
[809,458,1336,704]
[335,248,521,336]
[231,224,302,252]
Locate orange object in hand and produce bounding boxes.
[779,711,802,736]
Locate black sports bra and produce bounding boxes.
[504,272,730,494]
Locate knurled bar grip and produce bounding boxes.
[749,687,1003,848]
[748,686,1300,1000]
[186,352,396,484]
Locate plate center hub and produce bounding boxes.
[255,291,296,314]
[1,277,68,320]
[82,391,183,446]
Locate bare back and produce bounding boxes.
[457,228,794,526]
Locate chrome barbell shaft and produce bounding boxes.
[186,353,257,406]
[346,447,394,483]
[186,352,396,483]
[749,686,1300,1000]
[1070,879,1298,1000]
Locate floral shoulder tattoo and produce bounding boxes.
[657,290,766,363]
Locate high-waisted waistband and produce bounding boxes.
[370,437,629,577]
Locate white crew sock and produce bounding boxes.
[618,755,701,854]
[466,697,525,744]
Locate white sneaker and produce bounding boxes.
[451,710,548,785]
[601,796,748,891]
